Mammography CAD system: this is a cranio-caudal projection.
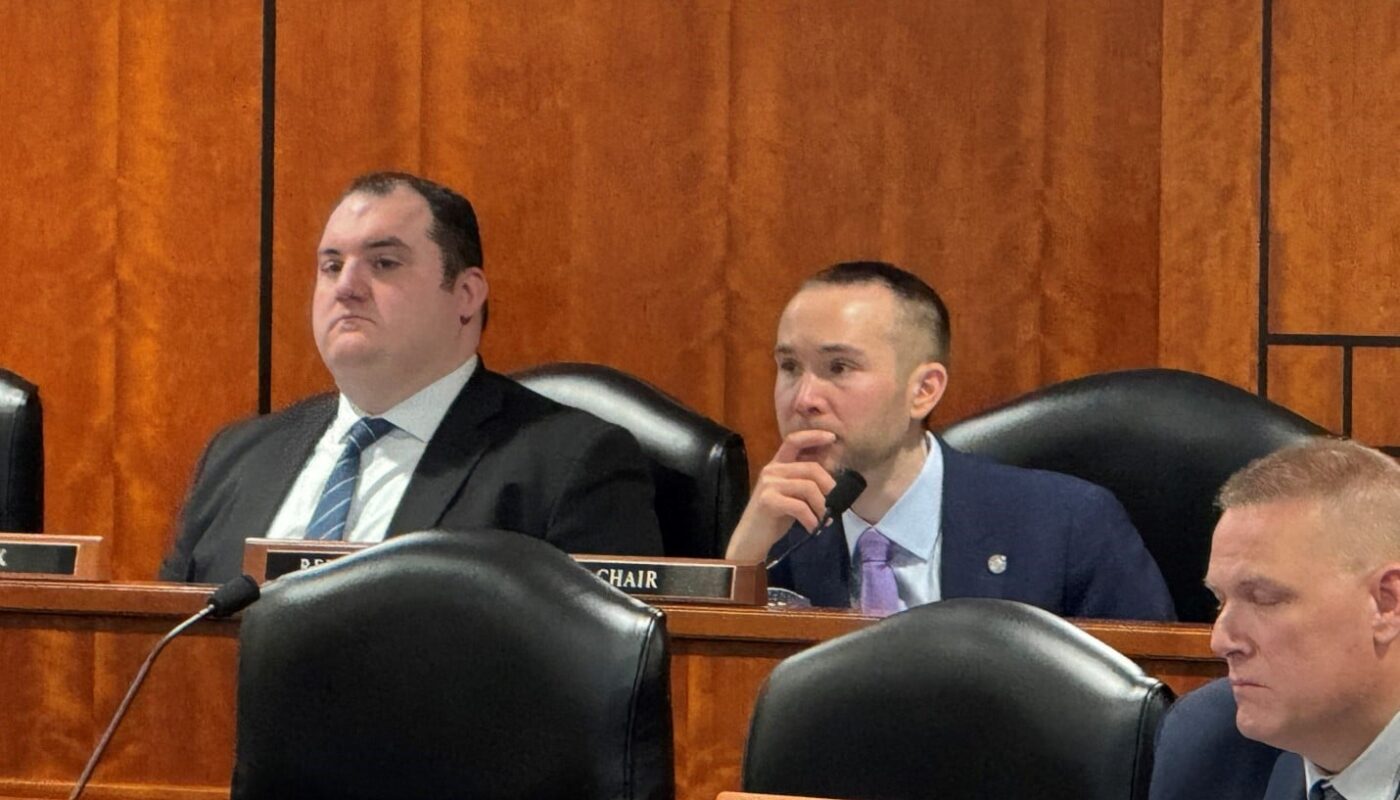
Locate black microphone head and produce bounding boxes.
[207,574,261,618]
[824,469,867,516]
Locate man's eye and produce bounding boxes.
[1244,590,1284,607]
[373,258,400,270]
[319,260,342,274]
[777,360,800,375]
[829,360,853,375]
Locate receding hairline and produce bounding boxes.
[788,278,947,368]
[1218,438,1400,569]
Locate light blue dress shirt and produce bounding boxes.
[842,432,944,611]
[1303,708,1400,800]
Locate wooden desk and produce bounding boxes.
[0,580,1220,800]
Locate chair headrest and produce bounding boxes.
[514,362,749,557]
[0,368,42,532]
[943,368,1327,621]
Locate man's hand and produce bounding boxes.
[725,430,838,562]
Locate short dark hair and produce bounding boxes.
[804,261,951,366]
[1218,437,1400,570]
[343,172,488,329]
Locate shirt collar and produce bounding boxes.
[1303,708,1400,800]
[843,431,944,560]
[335,356,478,443]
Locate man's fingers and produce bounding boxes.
[768,495,822,533]
[759,477,828,525]
[773,429,839,464]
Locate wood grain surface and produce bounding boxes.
[3,2,1399,581]
[0,581,1219,800]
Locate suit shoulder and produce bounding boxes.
[487,371,640,442]
[947,446,1119,508]
[200,394,335,460]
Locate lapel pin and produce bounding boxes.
[987,554,1007,575]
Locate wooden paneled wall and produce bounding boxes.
[1,1,1396,580]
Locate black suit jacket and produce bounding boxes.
[159,367,664,583]
[767,438,1176,620]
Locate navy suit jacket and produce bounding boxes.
[159,366,664,584]
[1150,677,1303,800]
[766,438,1176,620]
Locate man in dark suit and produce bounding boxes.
[1152,438,1400,800]
[724,261,1173,620]
[160,172,662,583]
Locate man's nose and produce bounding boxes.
[333,259,370,300]
[791,372,826,415]
[1209,604,1246,660]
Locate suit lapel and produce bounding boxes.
[937,439,1009,600]
[1263,752,1305,800]
[244,397,334,537]
[386,367,502,536]
[786,517,852,607]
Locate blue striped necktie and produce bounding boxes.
[305,417,396,541]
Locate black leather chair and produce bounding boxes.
[942,368,1326,622]
[232,530,674,800]
[0,368,42,532]
[742,599,1171,800]
[512,362,749,558]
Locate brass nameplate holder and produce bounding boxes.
[243,539,367,582]
[573,555,767,605]
[0,534,110,581]
[243,538,766,603]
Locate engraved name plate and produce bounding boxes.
[243,539,765,604]
[0,534,110,581]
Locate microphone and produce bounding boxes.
[68,575,261,800]
[766,469,867,569]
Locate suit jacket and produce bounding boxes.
[1150,676,1298,800]
[766,438,1176,620]
[159,366,664,583]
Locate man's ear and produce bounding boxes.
[455,267,488,326]
[1372,563,1400,646]
[909,361,949,421]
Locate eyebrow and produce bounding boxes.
[318,236,411,257]
[1205,575,1296,598]
[773,344,865,357]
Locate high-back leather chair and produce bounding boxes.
[0,368,42,532]
[742,599,1171,800]
[942,368,1325,622]
[232,530,674,800]
[513,362,749,557]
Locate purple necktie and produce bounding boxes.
[857,527,901,617]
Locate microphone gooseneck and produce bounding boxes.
[765,469,867,569]
[68,575,261,800]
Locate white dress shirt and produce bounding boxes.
[1303,708,1400,800]
[266,356,478,543]
[842,432,945,611]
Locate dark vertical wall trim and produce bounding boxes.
[1257,0,1273,398]
[257,0,277,415]
[1342,346,1354,437]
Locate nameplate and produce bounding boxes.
[243,539,765,603]
[573,555,767,605]
[0,534,110,581]
[243,539,366,581]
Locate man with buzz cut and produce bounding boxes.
[160,172,662,583]
[725,260,1173,620]
[1151,437,1400,800]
